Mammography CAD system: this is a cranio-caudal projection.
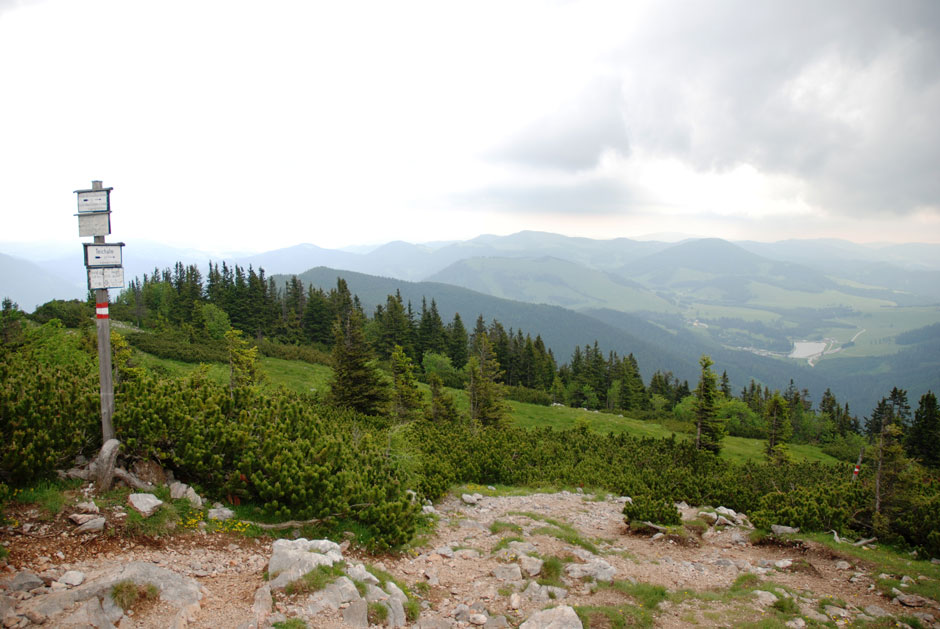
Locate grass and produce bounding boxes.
[796,531,940,602]
[492,535,525,553]
[272,620,308,629]
[135,347,841,466]
[367,602,389,625]
[110,580,159,611]
[284,562,347,596]
[575,604,655,629]
[489,520,523,535]
[538,556,565,587]
[13,481,73,519]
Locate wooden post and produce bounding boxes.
[90,180,115,442]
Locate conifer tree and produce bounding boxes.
[693,355,725,454]
[427,373,459,422]
[764,391,792,461]
[390,344,423,422]
[447,312,469,369]
[328,307,388,415]
[907,391,939,468]
[466,331,508,427]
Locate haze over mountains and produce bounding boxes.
[2,231,938,414]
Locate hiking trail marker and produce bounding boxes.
[75,180,122,442]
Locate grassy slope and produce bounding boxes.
[131,349,838,466]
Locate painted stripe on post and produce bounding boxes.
[96,303,109,319]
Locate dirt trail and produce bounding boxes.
[1,490,936,628]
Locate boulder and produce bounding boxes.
[520,555,543,577]
[342,599,369,628]
[58,571,85,587]
[565,559,615,582]
[492,565,522,581]
[752,590,778,607]
[10,571,44,592]
[520,605,582,629]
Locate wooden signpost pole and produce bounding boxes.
[92,184,115,442]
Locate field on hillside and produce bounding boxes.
[131,348,839,466]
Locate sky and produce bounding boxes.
[1,0,939,254]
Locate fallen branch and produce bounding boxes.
[240,518,325,531]
[641,521,668,532]
[853,537,876,547]
[113,467,156,491]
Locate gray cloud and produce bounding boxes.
[485,0,940,218]
[488,76,630,171]
[462,178,635,215]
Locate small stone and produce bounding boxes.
[785,619,806,629]
[824,605,848,618]
[835,561,851,570]
[864,605,890,618]
[170,481,188,500]
[69,513,98,525]
[58,570,85,586]
[520,555,543,577]
[461,494,478,505]
[493,565,522,581]
[509,593,522,609]
[75,516,106,533]
[469,613,488,625]
[715,515,734,527]
[774,559,793,569]
[896,592,929,607]
[753,590,778,607]
[74,501,99,514]
[184,487,203,508]
[208,506,235,520]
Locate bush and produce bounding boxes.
[622,494,681,526]
[504,385,552,406]
[750,484,860,533]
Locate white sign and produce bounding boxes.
[78,212,111,237]
[88,267,124,290]
[76,190,110,213]
[85,243,123,267]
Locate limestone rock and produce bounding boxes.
[75,501,99,514]
[127,493,163,518]
[75,517,106,533]
[58,597,114,628]
[753,590,778,606]
[207,505,234,521]
[10,571,43,592]
[520,555,543,577]
[565,559,615,582]
[520,605,582,629]
[492,565,522,581]
[169,481,188,500]
[896,592,930,607]
[58,571,85,587]
[771,525,799,536]
[864,605,891,618]
[835,561,851,571]
[342,599,368,628]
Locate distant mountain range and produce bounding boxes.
[2,231,938,414]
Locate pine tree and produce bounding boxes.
[693,355,725,454]
[427,373,459,422]
[764,391,792,461]
[466,332,508,427]
[328,307,388,415]
[447,312,469,369]
[907,391,939,468]
[390,345,423,422]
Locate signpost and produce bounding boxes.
[75,180,122,443]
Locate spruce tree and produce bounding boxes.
[693,355,725,454]
[427,373,459,422]
[764,391,792,462]
[328,308,388,415]
[390,344,423,422]
[466,331,508,427]
[907,391,939,468]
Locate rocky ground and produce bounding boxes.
[1,485,939,628]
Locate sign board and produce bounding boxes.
[78,211,111,237]
[84,243,123,267]
[76,189,111,213]
[87,267,124,290]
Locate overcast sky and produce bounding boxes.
[1,0,939,253]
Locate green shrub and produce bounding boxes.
[623,494,681,526]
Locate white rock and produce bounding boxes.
[58,570,85,586]
[128,493,163,517]
[520,605,582,629]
